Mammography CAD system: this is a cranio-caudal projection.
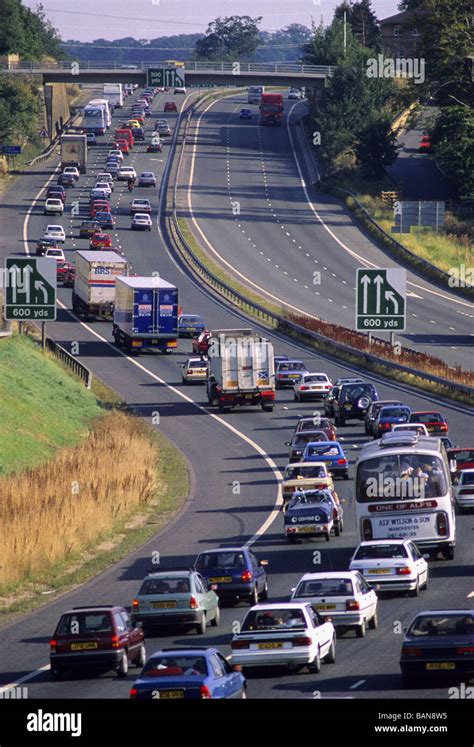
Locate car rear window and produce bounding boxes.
[354,544,408,560]
[409,615,474,637]
[285,465,327,479]
[139,577,191,594]
[294,432,326,446]
[141,656,208,677]
[306,444,340,457]
[278,361,305,371]
[242,608,307,631]
[295,579,354,597]
[57,612,113,635]
[412,412,443,423]
[379,407,411,419]
[460,473,474,485]
[298,418,331,432]
[188,360,204,368]
[196,552,246,570]
[304,375,328,382]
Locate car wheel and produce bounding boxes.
[308,649,321,674]
[442,546,455,560]
[250,585,259,606]
[260,580,269,600]
[422,574,428,590]
[343,472,349,480]
[51,667,64,681]
[135,644,146,668]
[335,522,340,537]
[368,610,378,630]
[261,403,274,412]
[356,619,366,638]
[117,651,129,677]
[211,606,220,627]
[325,637,336,664]
[294,393,298,401]
[410,578,420,597]
[287,535,298,544]
[401,673,420,690]
[196,612,207,634]
[339,417,345,427]
[339,519,344,534]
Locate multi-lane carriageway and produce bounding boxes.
[0,86,472,701]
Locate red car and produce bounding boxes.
[147,142,163,153]
[115,139,130,154]
[164,101,178,112]
[419,134,432,152]
[63,264,76,288]
[447,448,474,477]
[47,187,66,204]
[90,200,111,218]
[192,330,212,355]
[57,260,75,284]
[89,232,113,250]
[293,416,337,442]
[409,411,449,434]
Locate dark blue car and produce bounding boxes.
[302,441,349,480]
[239,108,253,119]
[178,314,205,338]
[130,647,246,699]
[373,405,412,439]
[194,547,268,605]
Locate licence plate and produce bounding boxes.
[426,663,455,671]
[151,601,177,608]
[258,642,283,649]
[209,576,232,583]
[244,394,254,399]
[368,569,390,574]
[70,642,98,651]
[316,604,336,611]
[156,690,185,699]
[297,526,317,533]
[288,374,299,378]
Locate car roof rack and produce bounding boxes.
[379,432,419,448]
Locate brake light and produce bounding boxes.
[293,636,312,646]
[111,635,120,648]
[333,508,338,519]
[457,647,474,655]
[362,519,373,541]
[277,374,284,379]
[50,639,57,651]
[130,688,138,699]
[402,646,422,656]
[241,571,253,582]
[337,458,347,464]
[346,600,360,611]
[459,489,474,495]
[381,422,391,429]
[132,599,139,610]
[300,386,310,391]
[440,423,448,431]
[436,512,448,537]
[396,567,411,575]
[231,640,250,650]
[200,685,212,699]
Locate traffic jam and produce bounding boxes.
[33,82,473,700]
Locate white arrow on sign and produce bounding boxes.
[374,274,384,314]
[34,280,49,303]
[8,264,33,303]
[360,274,371,314]
[385,290,399,314]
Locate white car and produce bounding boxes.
[230,602,336,673]
[181,357,208,384]
[130,198,151,215]
[349,539,429,596]
[96,173,114,188]
[44,198,64,215]
[288,88,303,99]
[108,149,124,163]
[117,166,137,181]
[174,86,186,94]
[95,181,112,196]
[290,571,378,638]
[131,213,152,231]
[44,247,65,261]
[62,167,80,180]
[392,423,429,436]
[43,225,66,243]
[293,372,333,402]
[155,120,171,136]
[455,469,474,511]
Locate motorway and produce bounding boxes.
[0,86,472,701]
[184,92,473,370]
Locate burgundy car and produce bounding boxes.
[192,330,212,356]
[409,411,449,435]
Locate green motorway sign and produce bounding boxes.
[356,268,406,331]
[4,257,57,321]
[147,67,185,88]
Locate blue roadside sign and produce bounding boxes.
[2,145,22,155]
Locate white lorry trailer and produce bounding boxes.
[72,250,129,320]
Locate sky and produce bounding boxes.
[23,0,402,42]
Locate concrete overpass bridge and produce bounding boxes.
[0,60,336,89]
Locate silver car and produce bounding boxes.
[137,171,157,187]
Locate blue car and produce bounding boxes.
[239,108,252,119]
[373,405,412,439]
[195,547,268,605]
[178,314,205,338]
[130,647,246,699]
[302,441,349,480]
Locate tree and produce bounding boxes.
[398,0,425,9]
[0,0,63,60]
[431,106,474,201]
[193,16,262,61]
[355,119,400,177]
[0,0,26,55]
[0,73,40,144]
[334,0,381,51]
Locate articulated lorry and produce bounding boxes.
[113,276,178,353]
[72,251,129,319]
[206,328,275,412]
[103,83,124,109]
[259,93,284,126]
[60,134,87,174]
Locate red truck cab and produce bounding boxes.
[259,93,284,126]
[115,128,134,148]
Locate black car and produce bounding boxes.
[194,548,269,605]
[332,382,378,426]
[364,400,403,436]
[57,173,76,187]
[36,237,60,255]
[286,430,328,463]
[131,127,145,141]
[79,220,101,238]
[400,610,474,688]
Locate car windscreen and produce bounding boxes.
[140,655,208,677]
[408,615,474,637]
[354,544,408,559]
[196,552,246,570]
[356,455,448,501]
[295,579,354,597]
[242,609,307,631]
[139,577,191,594]
[306,445,341,457]
[57,612,112,635]
[379,407,411,419]
[285,465,327,479]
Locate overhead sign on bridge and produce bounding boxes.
[147,67,185,88]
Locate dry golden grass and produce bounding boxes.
[0,411,158,587]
